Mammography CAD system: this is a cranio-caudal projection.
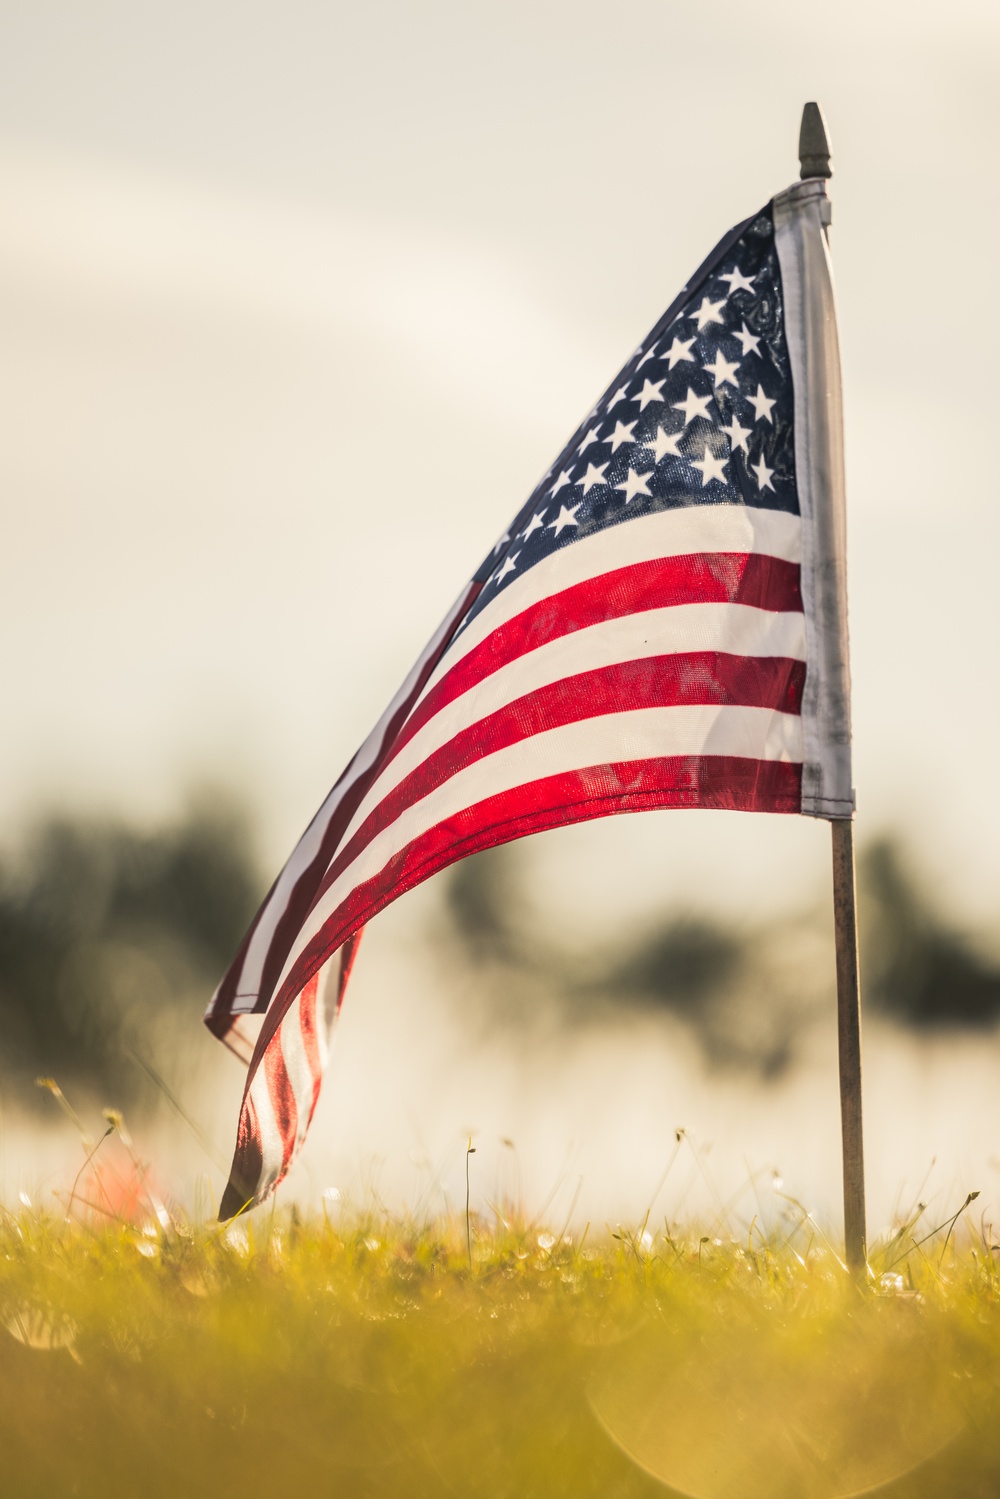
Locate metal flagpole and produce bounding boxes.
[831,817,867,1275]
[797,102,868,1277]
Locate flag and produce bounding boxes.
[206,177,852,1217]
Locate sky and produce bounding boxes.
[1,1,999,1222]
[2,0,999,929]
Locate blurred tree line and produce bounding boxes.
[443,836,1000,1076]
[1,796,998,1107]
[0,793,264,1110]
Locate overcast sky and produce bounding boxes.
[2,0,998,932]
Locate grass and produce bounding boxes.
[1,1140,999,1499]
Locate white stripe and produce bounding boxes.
[223,583,473,1015]
[277,987,315,1153]
[418,505,802,704]
[271,702,803,996]
[244,1066,285,1203]
[314,959,336,1073]
[340,604,807,848]
[217,1013,263,1066]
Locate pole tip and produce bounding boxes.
[799,101,832,180]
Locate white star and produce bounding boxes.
[636,378,666,411]
[547,503,581,536]
[719,415,752,453]
[637,343,659,367]
[733,322,761,357]
[751,455,776,492]
[647,426,683,462]
[607,385,631,411]
[747,385,777,424]
[577,427,602,455]
[548,469,573,497]
[579,461,609,495]
[607,419,637,453]
[690,446,729,487]
[718,266,756,295]
[491,530,511,555]
[495,551,520,583]
[663,335,697,369]
[672,387,714,426]
[703,348,741,389]
[615,469,653,504]
[521,510,546,540]
[691,296,726,331]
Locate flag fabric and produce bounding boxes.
[207,176,852,1217]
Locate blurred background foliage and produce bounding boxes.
[860,839,1000,1027]
[0,791,265,1109]
[1,798,999,1112]
[441,834,1000,1075]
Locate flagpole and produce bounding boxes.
[798,101,868,1277]
[830,817,866,1275]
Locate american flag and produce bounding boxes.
[207,177,852,1216]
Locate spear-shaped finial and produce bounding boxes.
[799,101,832,180]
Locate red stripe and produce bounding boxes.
[244,754,801,1089]
[318,653,804,905]
[266,1037,298,1177]
[298,971,323,1121]
[334,928,364,1016]
[396,553,801,766]
[219,1093,264,1219]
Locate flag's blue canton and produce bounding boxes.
[464,205,796,628]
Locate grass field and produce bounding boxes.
[1,1140,999,1499]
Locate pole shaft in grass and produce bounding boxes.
[831,816,867,1275]
[465,1138,475,1271]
